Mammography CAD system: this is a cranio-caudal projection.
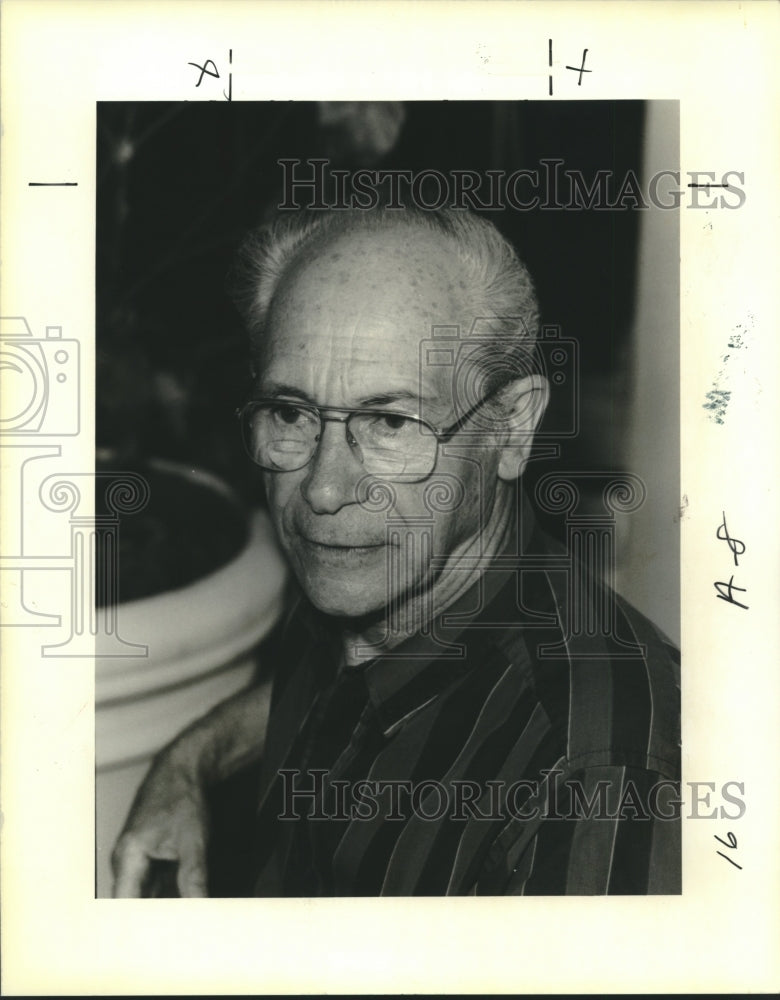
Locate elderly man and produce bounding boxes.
[113,207,680,897]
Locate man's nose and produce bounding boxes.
[300,420,362,514]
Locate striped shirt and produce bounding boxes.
[252,505,681,896]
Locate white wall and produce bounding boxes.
[615,101,680,645]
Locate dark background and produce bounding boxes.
[96,100,645,501]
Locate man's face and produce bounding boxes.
[256,227,502,620]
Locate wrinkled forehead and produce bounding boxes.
[259,227,478,393]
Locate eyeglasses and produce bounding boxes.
[236,392,498,482]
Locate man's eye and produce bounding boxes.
[271,404,303,425]
[378,413,409,431]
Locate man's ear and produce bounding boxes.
[495,374,550,481]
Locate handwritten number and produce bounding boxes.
[188,52,231,101]
[565,49,591,86]
[188,59,220,87]
[716,511,746,566]
[715,832,742,870]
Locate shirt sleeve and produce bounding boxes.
[496,763,681,895]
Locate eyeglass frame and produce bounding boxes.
[235,387,503,480]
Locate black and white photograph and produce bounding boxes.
[1,2,778,994]
[96,99,682,900]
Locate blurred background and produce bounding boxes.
[97,100,645,493]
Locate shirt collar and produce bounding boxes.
[354,488,539,735]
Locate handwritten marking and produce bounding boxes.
[713,576,749,610]
[714,512,748,609]
[716,511,745,566]
[188,58,220,87]
[714,831,742,869]
[565,49,591,86]
[548,39,553,96]
[223,48,233,103]
[688,182,729,189]
[188,52,232,101]
[28,182,78,187]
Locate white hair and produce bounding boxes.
[230,207,540,396]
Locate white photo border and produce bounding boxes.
[1,1,778,994]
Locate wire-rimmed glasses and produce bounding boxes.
[236,393,497,483]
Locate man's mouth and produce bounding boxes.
[291,530,400,567]
[298,536,388,552]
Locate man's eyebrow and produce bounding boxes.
[254,382,316,403]
[256,384,432,410]
[358,390,425,408]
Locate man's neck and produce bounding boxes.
[341,483,516,666]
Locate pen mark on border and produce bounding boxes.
[703,321,751,424]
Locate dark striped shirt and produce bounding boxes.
[253,509,681,896]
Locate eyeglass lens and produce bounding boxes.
[243,402,437,477]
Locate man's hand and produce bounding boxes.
[110,677,273,898]
[111,748,210,898]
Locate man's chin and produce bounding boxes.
[303,586,387,620]
[294,564,397,620]
[289,543,394,617]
